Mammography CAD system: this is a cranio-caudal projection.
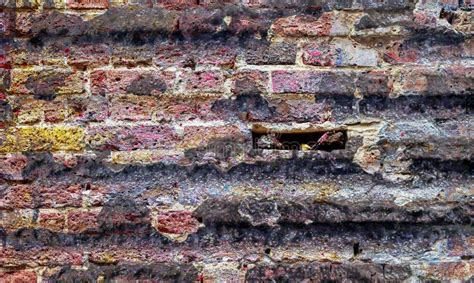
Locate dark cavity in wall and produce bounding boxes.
[252,128,347,151]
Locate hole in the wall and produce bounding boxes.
[264,248,271,255]
[353,242,361,256]
[251,127,347,151]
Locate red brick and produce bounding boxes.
[383,40,470,65]
[231,70,268,95]
[0,184,34,209]
[182,70,225,93]
[196,45,237,68]
[86,125,178,151]
[155,210,199,234]
[269,96,328,123]
[66,44,111,69]
[302,38,378,67]
[0,153,28,181]
[67,0,109,9]
[109,95,158,121]
[38,184,83,208]
[155,96,220,122]
[0,270,37,283]
[0,247,82,267]
[38,212,66,232]
[91,70,175,96]
[43,98,70,123]
[180,125,247,149]
[157,0,198,9]
[154,41,195,68]
[67,210,100,233]
[395,66,473,96]
[272,12,350,37]
[0,184,86,209]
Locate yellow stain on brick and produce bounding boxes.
[299,182,341,201]
[110,149,184,165]
[0,210,35,231]
[15,99,44,124]
[12,0,39,8]
[10,69,84,96]
[90,253,118,264]
[0,126,85,152]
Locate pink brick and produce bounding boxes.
[109,95,158,121]
[157,0,198,9]
[155,96,220,121]
[196,45,237,68]
[66,44,111,69]
[272,70,390,96]
[180,125,247,148]
[302,38,378,67]
[91,70,175,96]
[86,125,178,151]
[67,0,109,9]
[0,183,96,209]
[38,184,83,208]
[0,184,34,209]
[383,40,469,65]
[67,210,100,233]
[38,212,66,232]
[395,66,473,96]
[0,247,82,267]
[0,153,28,180]
[0,270,37,283]
[272,12,350,37]
[155,210,199,234]
[154,42,195,68]
[183,70,225,93]
[231,70,268,95]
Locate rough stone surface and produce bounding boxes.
[0,0,472,282]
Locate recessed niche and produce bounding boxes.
[251,127,347,151]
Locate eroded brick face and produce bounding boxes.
[0,0,472,281]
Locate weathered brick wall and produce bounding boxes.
[0,0,473,281]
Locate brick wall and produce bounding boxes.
[0,0,473,281]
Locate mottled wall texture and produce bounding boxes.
[0,0,473,281]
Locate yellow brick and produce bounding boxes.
[0,126,85,152]
[49,126,85,151]
[0,128,18,152]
